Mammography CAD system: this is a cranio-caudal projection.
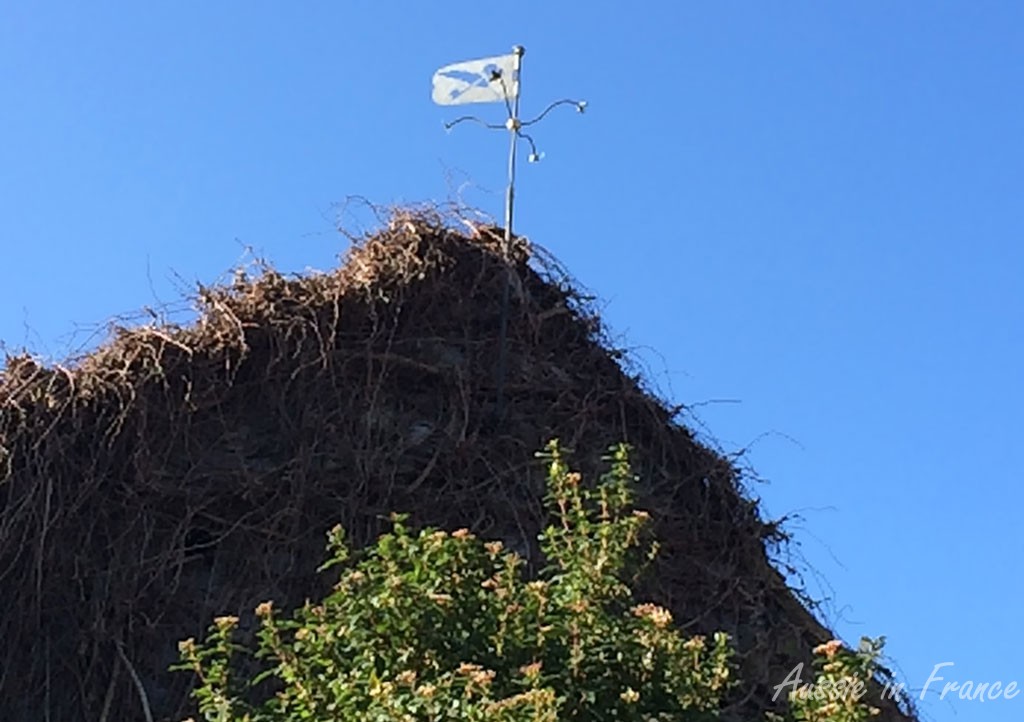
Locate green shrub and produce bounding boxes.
[176,441,885,722]
[776,637,885,722]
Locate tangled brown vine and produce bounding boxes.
[0,209,914,721]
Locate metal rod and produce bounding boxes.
[504,46,524,255]
[495,45,524,423]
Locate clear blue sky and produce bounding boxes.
[2,4,1021,720]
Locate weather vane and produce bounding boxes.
[431,46,586,422]
[431,46,586,254]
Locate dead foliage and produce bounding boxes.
[0,209,914,721]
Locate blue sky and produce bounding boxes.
[2,3,1022,720]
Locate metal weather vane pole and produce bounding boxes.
[503,46,524,258]
[432,45,586,422]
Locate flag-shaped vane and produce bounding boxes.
[431,46,585,424]
[431,53,519,106]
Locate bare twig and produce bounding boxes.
[114,641,153,722]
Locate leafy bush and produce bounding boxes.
[778,637,885,722]
[176,441,885,722]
